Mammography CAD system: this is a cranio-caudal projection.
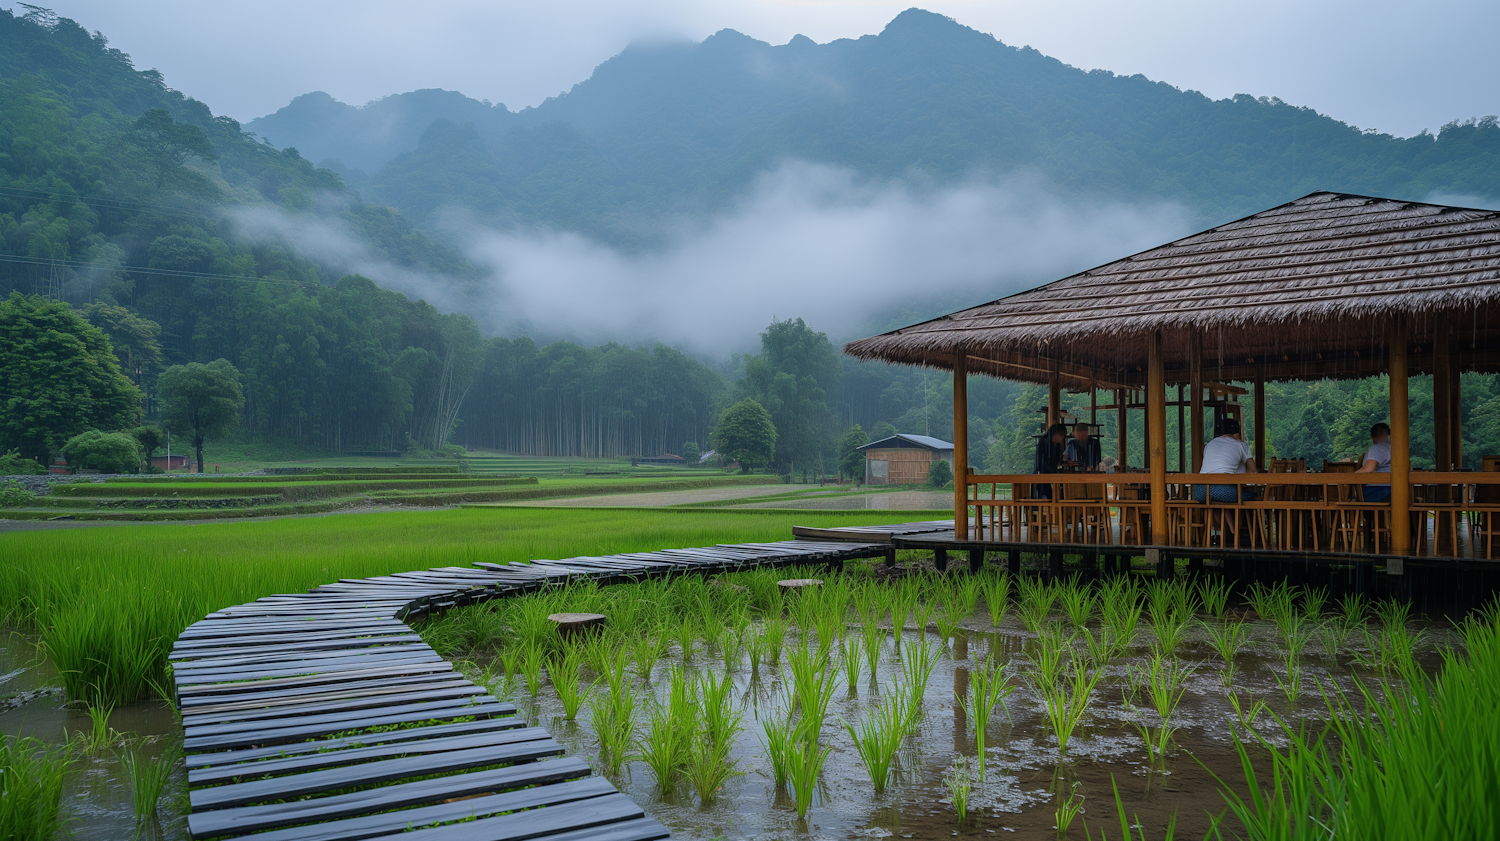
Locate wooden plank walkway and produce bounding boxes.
[172,535,891,840]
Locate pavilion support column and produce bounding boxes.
[1452,364,1463,468]
[1254,372,1266,470]
[1048,369,1061,427]
[1434,336,1452,472]
[1117,388,1128,468]
[1148,331,1169,548]
[1190,333,1204,472]
[953,354,969,541]
[1389,322,1411,572]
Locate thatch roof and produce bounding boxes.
[845,192,1500,385]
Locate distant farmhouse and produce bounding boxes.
[856,434,954,485]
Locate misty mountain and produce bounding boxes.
[251,8,1500,247]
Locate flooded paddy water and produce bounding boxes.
[1,630,186,840]
[428,570,1457,841]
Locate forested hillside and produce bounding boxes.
[251,8,1500,248]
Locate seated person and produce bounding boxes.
[1194,418,1260,503]
[1063,422,1102,471]
[1353,422,1392,502]
[1032,423,1067,499]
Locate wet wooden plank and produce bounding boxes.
[355,793,647,841]
[174,651,442,683]
[182,683,487,728]
[187,725,556,785]
[180,676,476,714]
[183,717,525,768]
[185,757,592,839]
[188,737,563,810]
[171,642,432,671]
[182,698,510,751]
[176,661,454,698]
[184,696,503,744]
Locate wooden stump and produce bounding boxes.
[777,578,823,594]
[548,612,606,638]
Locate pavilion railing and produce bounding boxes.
[963,472,1500,559]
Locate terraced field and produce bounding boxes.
[0,466,777,522]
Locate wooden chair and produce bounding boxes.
[1268,459,1309,549]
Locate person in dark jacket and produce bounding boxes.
[1064,422,1102,470]
[1032,423,1067,499]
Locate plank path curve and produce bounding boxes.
[169,536,903,840]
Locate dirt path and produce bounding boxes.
[477,483,818,508]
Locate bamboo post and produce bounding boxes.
[1450,341,1463,468]
[1254,372,1266,470]
[1117,388,1128,468]
[1435,336,1452,471]
[1048,368,1060,427]
[1176,384,1185,471]
[1389,322,1410,571]
[953,353,969,541]
[1148,331,1168,546]
[1190,333,1204,472]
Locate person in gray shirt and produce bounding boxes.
[1354,422,1392,503]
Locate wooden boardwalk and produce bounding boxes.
[171,536,899,840]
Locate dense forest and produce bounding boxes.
[251,9,1500,250]
[4,7,1500,472]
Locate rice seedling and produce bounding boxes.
[587,648,638,776]
[1202,619,1249,686]
[81,700,117,753]
[1059,579,1097,628]
[550,649,596,720]
[984,573,1013,627]
[814,606,844,655]
[861,619,885,681]
[521,641,546,698]
[944,756,972,822]
[1038,658,1102,755]
[957,575,984,616]
[786,644,839,743]
[840,689,910,791]
[1337,592,1369,637]
[1315,621,1344,662]
[937,600,966,646]
[912,598,936,640]
[899,639,940,719]
[121,743,178,822]
[1054,780,1084,835]
[629,629,668,681]
[1362,616,1422,677]
[686,670,744,803]
[841,638,863,688]
[721,625,746,672]
[763,615,788,667]
[1080,625,1116,669]
[1147,600,1190,657]
[1092,776,1180,841]
[1100,583,1142,654]
[0,736,74,838]
[701,607,726,652]
[1273,657,1304,704]
[1301,585,1328,618]
[638,668,694,793]
[1247,581,1296,626]
[968,655,1015,780]
[760,704,796,789]
[1136,652,1192,765]
[1197,578,1231,619]
[1029,624,1071,689]
[1019,577,1057,632]
[889,592,912,648]
[786,736,831,819]
[1226,689,1267,734]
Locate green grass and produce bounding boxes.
[0,507,923,705]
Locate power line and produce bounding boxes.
[0,185,210,220]
[0,253,311,287]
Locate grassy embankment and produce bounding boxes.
[0,507,923,706]
[1,466,777,521]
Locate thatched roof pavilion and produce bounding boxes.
[846,192,1500,567]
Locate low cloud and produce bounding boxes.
[459,163,1191,352]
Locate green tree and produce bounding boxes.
[737,318,839,480]
[712,399,777,473]
[158,359,244,473]
[0,293,141,459]
[0,449,46,475]
[61,429,141,473]
[127,109,217,189]
[82,303,164,381]
[837,425,868,482]
[131,426,165,463]
[681,441,701,463]
[928,458,953,488]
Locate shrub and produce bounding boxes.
[928,459,953,488]
[61,430,141,474]
[0,449,46,475]
[0,480,35,507]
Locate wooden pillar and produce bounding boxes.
[1389,322,1411,569]
[953,353,969,541]
[1117,388,1128,468]
[1254,372,1266,471]
[1176,384,1185,472]
[1148,331,1168,546]
[1435,336,1452,472]
[1048,368,1061,426]
[1190,334,1204,472]
[1452,365,1463,468]
[1090,385,1097,425]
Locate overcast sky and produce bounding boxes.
[34,1,1500,138]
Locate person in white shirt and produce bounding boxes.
[1353,423,1392,503]
[1194,418,1259,503]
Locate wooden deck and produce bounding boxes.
[171,537,888,841]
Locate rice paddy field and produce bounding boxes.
[1,505,1496,840]
[420,568,1499,841]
